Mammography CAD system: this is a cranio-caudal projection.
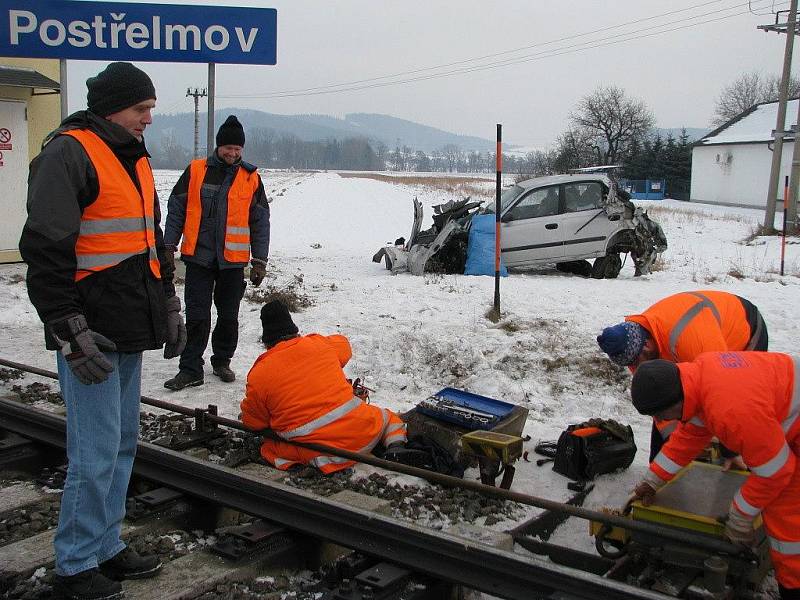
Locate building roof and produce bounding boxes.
[0,65,60,92]
[697,98,798,146]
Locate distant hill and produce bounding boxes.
[148,110,494,154]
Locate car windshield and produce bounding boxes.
[484,185,524,214]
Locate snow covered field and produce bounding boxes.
[1,169,798,565]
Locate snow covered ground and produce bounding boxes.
[1,169,798,564]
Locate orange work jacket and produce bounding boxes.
[180,159,260,263]
[63,130,160,282]
[626,290,753,363]
[649,352,799,518]
[241,334,406,473]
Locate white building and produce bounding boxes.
[691,98,797,209]
[0,58,61,263]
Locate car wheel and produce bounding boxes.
[591,254,622,279]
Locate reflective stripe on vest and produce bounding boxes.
[668,292,722,360]
[180,159,260,263]
[733,489,761,517]
[277,397,362,440]
[750,442,791,478]
[653,451,682,476]
[655,419,678,439]
[63,130,160,282]
[768,537,800,555]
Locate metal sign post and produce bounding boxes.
[207,63,216,158]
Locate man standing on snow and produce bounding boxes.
[628,354,800,600]
[163,115,270,390]
[597,290,768,459]
[240,300,408,474]
[20,62,185,599]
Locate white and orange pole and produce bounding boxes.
[494,124,502,315]
[781,175,789,276]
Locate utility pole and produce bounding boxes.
[759,0,798,231]
[186,87,208,159]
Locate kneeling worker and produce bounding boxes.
[628,353,799,600]
[240,300,407,474]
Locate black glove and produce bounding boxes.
[163,245,177,273]
[250,258,267,287]
[50,314,116,385]
[163,295,187,359]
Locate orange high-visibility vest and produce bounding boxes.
[62,130,160,282]
[627,291,752,363]
[180,159,260,263]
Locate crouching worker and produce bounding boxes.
[240,300,407,474]
[628,354,800,600]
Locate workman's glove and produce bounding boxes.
[49,314,117,385]
[163,295,187,359]
[723,505,756,546]
[163,245,177,273]
[250,258,268,287]
[631,471,665,507]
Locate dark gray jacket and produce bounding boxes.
[19,111,175,352]
[163,152,270,269]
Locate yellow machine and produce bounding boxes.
[460,430,524,488]
[590,462,772,599]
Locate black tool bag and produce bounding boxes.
[551,419,637,481]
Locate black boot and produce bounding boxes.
[211,360,235,382]
[164,370,204,391]
[99,547,162,580]
[780,585,800,600]
[54,568,123,600]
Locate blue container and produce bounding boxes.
[416,388,515,430]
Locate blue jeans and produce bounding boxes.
[54,351,142,576]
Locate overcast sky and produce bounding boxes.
[64,0,796,148]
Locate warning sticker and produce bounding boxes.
[0,128,12,151]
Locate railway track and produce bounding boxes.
[0,358,752,600]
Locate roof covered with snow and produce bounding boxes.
[698,98,798,146]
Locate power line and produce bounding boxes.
[219,0,781,100]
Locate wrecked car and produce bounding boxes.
[373,173,667,278]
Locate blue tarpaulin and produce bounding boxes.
[464,214,508,276]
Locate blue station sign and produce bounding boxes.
[0,0,277,64]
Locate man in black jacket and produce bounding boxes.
[163,115,270,390]
[19,62,185,600]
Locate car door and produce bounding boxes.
[500,185,563,267]
[557,181,616,260]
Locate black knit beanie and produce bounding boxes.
[261,300,299,346]
[630,360,684,415]
[86,62,156,117]
[216,115,245,147]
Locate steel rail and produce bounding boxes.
[0,357,746,557]
[0,397,671,600]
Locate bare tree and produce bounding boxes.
[553,128,599,172]
[569,85,654,166]
[441,144,464,172]
[711,71,800,126]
